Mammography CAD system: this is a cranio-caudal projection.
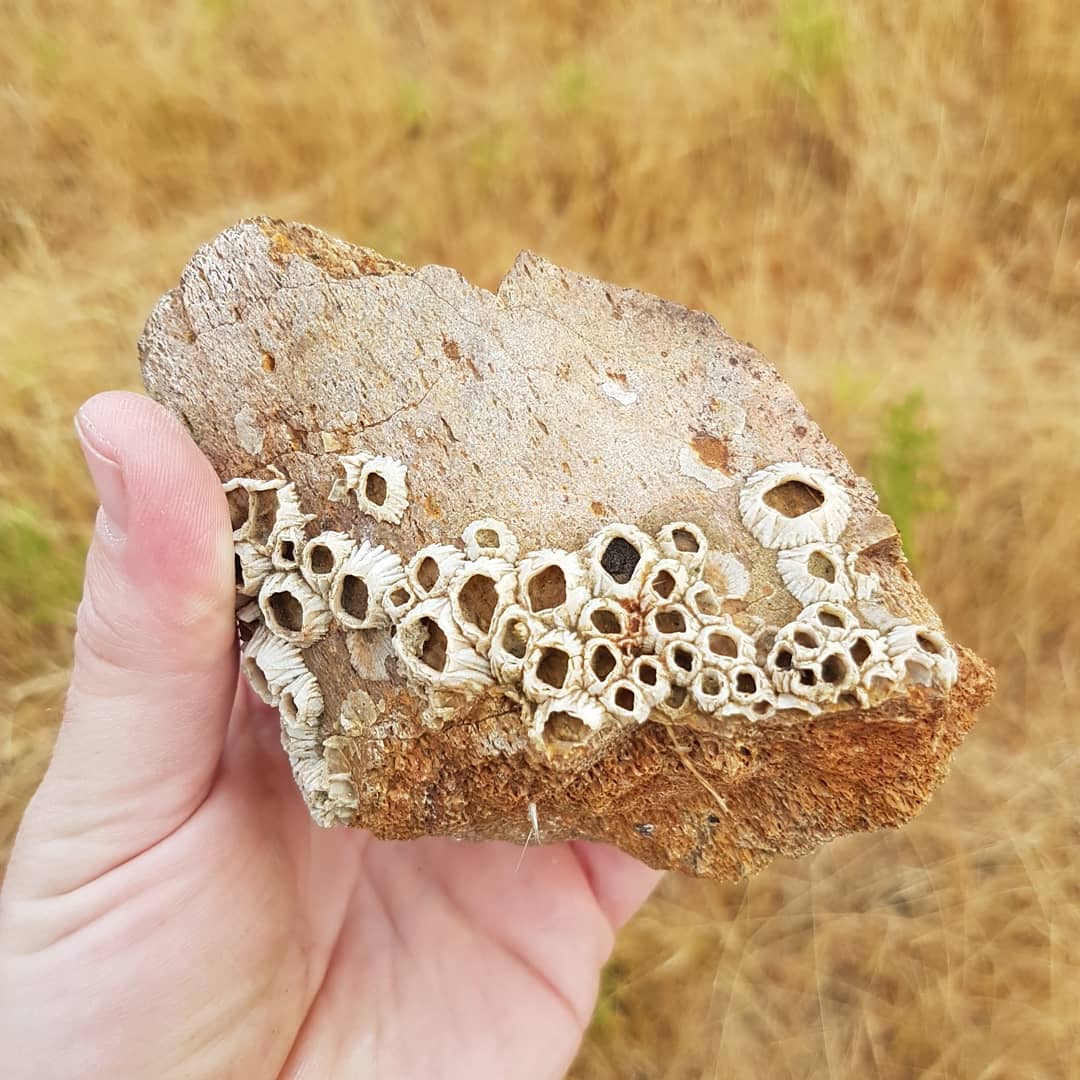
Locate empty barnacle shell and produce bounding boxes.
[739,462,851,549]
[530,690,608,756]
[393,597,493,691]
[234,540,273,596]
[488,604,541,685]
[601,677,652,725]
[583,636,625,695]
[585,523,658,600]
[691,666,730,714]
[259,570,333,647]
[776,543,855,605]
[143,219,992,879]
[224,476,285,548]
[696,618,758,665]
[300,531,356,594]
[241,625,309,705]
[643,602,698,650]
[523,627,585,701]
[640,558,690,608]
[329,542,405,631]
[578,597,630,639]
[461,517,520,563]
[407,543,467,599]
[448,556,518,654]
[341,452,409,525]
[517,548,589,627]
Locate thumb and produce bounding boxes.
[8,391,237,897]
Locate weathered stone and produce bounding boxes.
[139,218,994,879]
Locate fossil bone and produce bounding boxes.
[139,217,994,880]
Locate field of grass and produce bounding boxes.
[1,1,1078,1075]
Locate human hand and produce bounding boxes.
[0,392,660,1079]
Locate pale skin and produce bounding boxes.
[0,392,660,1079]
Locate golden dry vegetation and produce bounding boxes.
[1,1,1078,1076]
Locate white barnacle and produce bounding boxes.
[407,543,467,599]
[643,602,698,651]
[259,570,333,647]
[300,531,355,595]
[530,691,607,755]
[578,597,630,639]
[703,551,751,601]
[585,523,659,601]
[517,548,589,628]
[841,626,896,705]
[280,669,325,730]
[884,622,959,691]
[329,542,405,631]
[695,617,758,665]
[656,682,695,720]
[382,580,418,622]
[393,597,493,690]
[461,518,520,563]
[241,626,309,705]
[640,558,690,609]
[845,552,881,601]
[601,677,652,725]
[234,540,273,597]
[340,451,409,525]
[683,579,724,621]
[738,462,851,549]
[799,601,861,641]
[582,636,625,696]
[266,484,315,571]
[776,543,855,605]
[691,666,730,714]
[628,654,671,707]
[655,521,709,572]
[661,638,704,686]
[223,476,285,549]
[721,663,777,720]
[523,627,585,701]
[448,556,518,655]
[489,604,542,685]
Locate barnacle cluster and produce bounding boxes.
[229,455,960,809]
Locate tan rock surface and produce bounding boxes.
[139,218,993,879]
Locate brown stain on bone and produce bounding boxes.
[691,433,731,474]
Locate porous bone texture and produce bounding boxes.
[139,218,994,879]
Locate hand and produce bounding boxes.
[0,392,660,1079]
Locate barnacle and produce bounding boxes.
[461,517,520,563]
[884,623,959,690]
[629,654,671,707]
[640,558,690,608]
[234,540,273,597]
[601,677,652,725]
[583,636,625,695]
[448,556,518,655]
[224,476,285,548]
[696,618,757,665]
[407,543,467,599]
[643,602,698,651]
[241,626,309,705]
[280,669,324,729]
[382,580,418,622]
[738,462,851,549]
[702,551,751,601]
[531,691,607,755]
[517,548,589,627]
[300,530,356,595]
[585,523,658,600]
[341,452,409,525]
[523,627,585,701]
[799,601,862,641]
[691,666,729,714]
[661,638,704,686]
[329,542,406,631]
[722,663,777,719]
[489,604,541,685]
[655,521,708,572]
[578,597,629,639]
[776,543,855,604]
[259,570,333,646]
[393,597,493,690]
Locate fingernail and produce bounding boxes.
[75,409,128,540]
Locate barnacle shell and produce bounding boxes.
[329,542,405,631]
[143,219,992,881]
[739,462,851,549]
[341,452,409,525]
[258,570,333,647]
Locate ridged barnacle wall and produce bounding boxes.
[228,447,960,811]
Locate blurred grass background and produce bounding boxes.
[1,0,1077,1075]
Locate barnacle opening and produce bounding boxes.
[457,573,499,633]
[543,710,589,748]
[589,642,618,681]
[308,544,336,576]
[340,575,370,623]
[850,636,872,664]
[498,615,530,659]
[227,488,250,531]
[418,617,448,672]
[705,630,739,659]
[654,607,687,635]
[599,536,641,584]
[763,480,824,518]
[250,490,279,545]
[537,647,571,689]
[268,590,303,633]
[416,557,439,592]
[649,568,677,599]
[808,549,837,582]
[528,565,566,612]
[672,527,701,553]
[365,472,388,507]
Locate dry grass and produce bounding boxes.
[1,0,1078,1075]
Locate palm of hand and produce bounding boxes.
[0,393,657,1079]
